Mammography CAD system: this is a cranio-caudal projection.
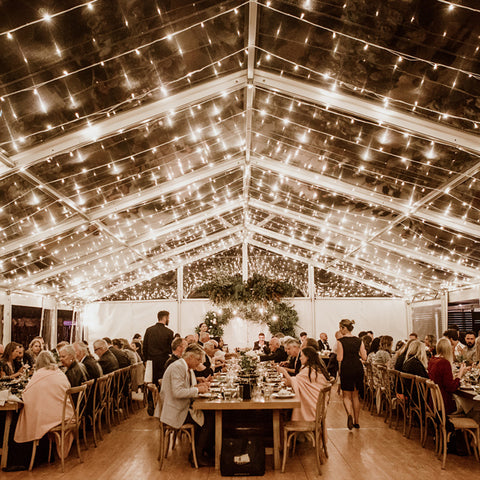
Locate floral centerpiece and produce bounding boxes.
[239,350,259,376]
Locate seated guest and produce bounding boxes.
[362,335,373,355]
[113,338,137,365]
[14,351,74,462]
[393,339,415,371]
[305,337,320,351]
[443,329,465,363]
[462,331,477,364]
[299,332,308,347]
[366,337,380,363]
[428,338,468,415]
[195,341,216,378]
[198,332,210,346]
[73,341,103,379]
[475,336,480,364]
[260,337,288,363]
[409,332,418,340]
[373,336,393,366]
[277,347,330,421]
[161,344,213,467]
[253,333,270,355]
[23,337,44,368]
[51,341,68,363]
[280,338,302,376]
[185,334,197,345]
[318,332,330,351]
[402,340,429,406]
[164,337,188,371]
[424,334,436,359]
[131,340,144,361]
[0,342,25,379]
[104,337,131,367]
[94,339,119,374]
[59,345,88,387]
[402,340,428,378]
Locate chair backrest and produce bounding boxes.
[315,384,332,428]
[64,383,88,427]
[426,380,446,427]
[364,362,374,387]
[93,375,110,410]
[81,378,95,415]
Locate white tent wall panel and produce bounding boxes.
[81,297,409,347]
[314,298,408,346]
[83,300,178,343]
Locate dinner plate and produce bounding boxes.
[198,393,213,398]
[272,392,295,398]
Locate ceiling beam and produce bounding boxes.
[0,157,242,258]
[0,70,247,178]
[250,156,480,239]
[249,199,480,279]
[248,223,427,290]
[61,226,243,299]
[79,235,243,302]
[247,239,403,297]
[254,69,480,155]
[12,200,243,288]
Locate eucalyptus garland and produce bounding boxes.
[197,274,299,337]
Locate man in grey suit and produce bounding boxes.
[160,343,213,466]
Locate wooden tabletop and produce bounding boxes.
[456,387,480,401]
[193,395,300,410]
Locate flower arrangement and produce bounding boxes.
[240,350,259,375]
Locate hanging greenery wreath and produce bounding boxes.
[195,274,299,338]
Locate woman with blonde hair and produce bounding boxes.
[337,319,367,429]
[402,340,428,377]
[428,337,468,414]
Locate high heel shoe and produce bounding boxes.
[347,414,353,430]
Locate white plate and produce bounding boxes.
[272,392,295,399]
[198,393,213,398]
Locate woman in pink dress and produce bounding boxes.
[277,346,331,421]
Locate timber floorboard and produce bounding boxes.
[3,392,479,479]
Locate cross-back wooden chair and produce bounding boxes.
[281,384,332,474]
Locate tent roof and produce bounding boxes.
[1,0,480,303]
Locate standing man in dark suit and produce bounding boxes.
[144,310,174,414]
[93,339,119,374]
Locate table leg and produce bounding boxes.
[215,410,222,470]
[272,410,280,470]
[1,411,12,469]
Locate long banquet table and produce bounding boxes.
[193,395,300,470]
[0,402,20,469]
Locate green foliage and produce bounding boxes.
[199,274,299,337]
[196,309,232,338]
[265,302,299,337]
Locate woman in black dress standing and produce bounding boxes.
[336,319,367,429]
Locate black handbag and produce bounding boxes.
[220,436,265,476]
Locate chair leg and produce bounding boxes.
[158,426,165,469]
[188,428,198,469]
[28,440,38,471]
[314,431,323,474]
[82,418,89,450]
[281,432,289,473]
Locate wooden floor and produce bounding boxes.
[5,392,478,479]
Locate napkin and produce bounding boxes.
[474,395,480,401]
[0,389,23,406]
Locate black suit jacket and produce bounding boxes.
[143,322,174,381]
[287,353,301,376]
[109,347,131,368]
[260,346,288,363]
[318,340,330,351]
[82,355,103,379]
[253,341,270,355]
[99,349,119,374]
[66,361,88,387]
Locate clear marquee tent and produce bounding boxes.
[0,0,479,346]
